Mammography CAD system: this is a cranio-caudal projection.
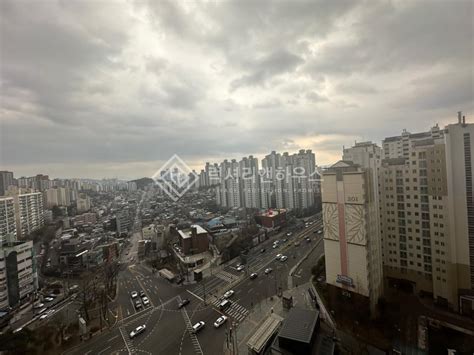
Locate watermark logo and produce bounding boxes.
[151,154,198,201]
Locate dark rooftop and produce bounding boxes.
[278,308,319,344]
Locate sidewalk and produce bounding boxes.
[224,282,316,355]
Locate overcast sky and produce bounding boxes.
[1,0,472,179]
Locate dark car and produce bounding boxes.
[139,290,145,297]
[178,299,190,308]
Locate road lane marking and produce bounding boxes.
[98,346,111,355]
[186,289,204,301]
[107,335,119,342]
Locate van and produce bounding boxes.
[219,299,231,310]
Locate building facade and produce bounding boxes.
[0,197,17,243]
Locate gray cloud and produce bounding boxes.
[0,0,472,179]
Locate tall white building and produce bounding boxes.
[445,114,474,313]
[0,197,16,243]
[12,192,44,239]
[322,157,383,316]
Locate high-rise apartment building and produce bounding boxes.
[0,197,17,243]
[11,192,44,239]
[0,171,15,196]
[379,114,474,313]
[322,158,383,315]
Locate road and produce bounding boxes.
[67,216,324,355]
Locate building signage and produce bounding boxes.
[336,274,354,287]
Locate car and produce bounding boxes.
[34,303,44,309]
[250,273,258,279]
[223,290,234,298]
[294,241,301,246]
[260,248,265,253]
[236,265,245,272]
[47,294,56,299]
[305,237,311,243]
[142,297,150,306]
[39,313,48,320]
[282,238,288,243]
[44,297,54,302]
[135,300,142,309]
[317,230,323,235]
[36,308,47,315]
[264,268,273,274]
[275,254,283,260]
[218,299,231,309]
[131,291,138,299]
[272,243,279,249]
[12,327,23,334]
[129,324,146,339]
[286,232,292,237]
[178,298,190,308]
[214,315,228,328]
[280,255,288,262]
[139,291,146,297]
[235,263,242,268]
[192,321,205,333]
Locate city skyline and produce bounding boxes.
[1,1,472,179]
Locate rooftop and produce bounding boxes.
[247,313,283,353]
[277,308,319,344]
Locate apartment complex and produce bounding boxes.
[322,143,383,315]
[214,150,319,212]
[322,114,474,316]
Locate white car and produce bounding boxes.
[142,297,150,306]
[236,265,245,272]
[214,315,228,328]
[192,321,205,333]
[275,254,283,260]
[280,255,288,262]
[34,303,44,309]
[44,297,54,302]
[223,290,234,299]
[129,324,146,339]
[39,313,48,320]
[272,244,279,249]
[264,268,273,274]
[131,291,138,299]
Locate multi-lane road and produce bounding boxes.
[67,217,324,355]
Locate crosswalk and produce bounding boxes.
[119,325,137,354]
[191,276,227,299]
[210,299,249,323]
[180,309,203,355]
[215,269,239,283]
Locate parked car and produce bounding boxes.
[134,300,142,309]
[214,316,228,328]
[280,255,288,262]
[250,273,258,279]
[192,321,205,333]
[142,297,150,306]
[44,297,54,302]
[139,290,146,297]
[33,303,44,309]
[275,254,283,260]
[131,291,138,299]
[264,268,273,274]
[223,290,235,298]
[178,299,190,308]
[236,265,245,272]
[129,325,146,339]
